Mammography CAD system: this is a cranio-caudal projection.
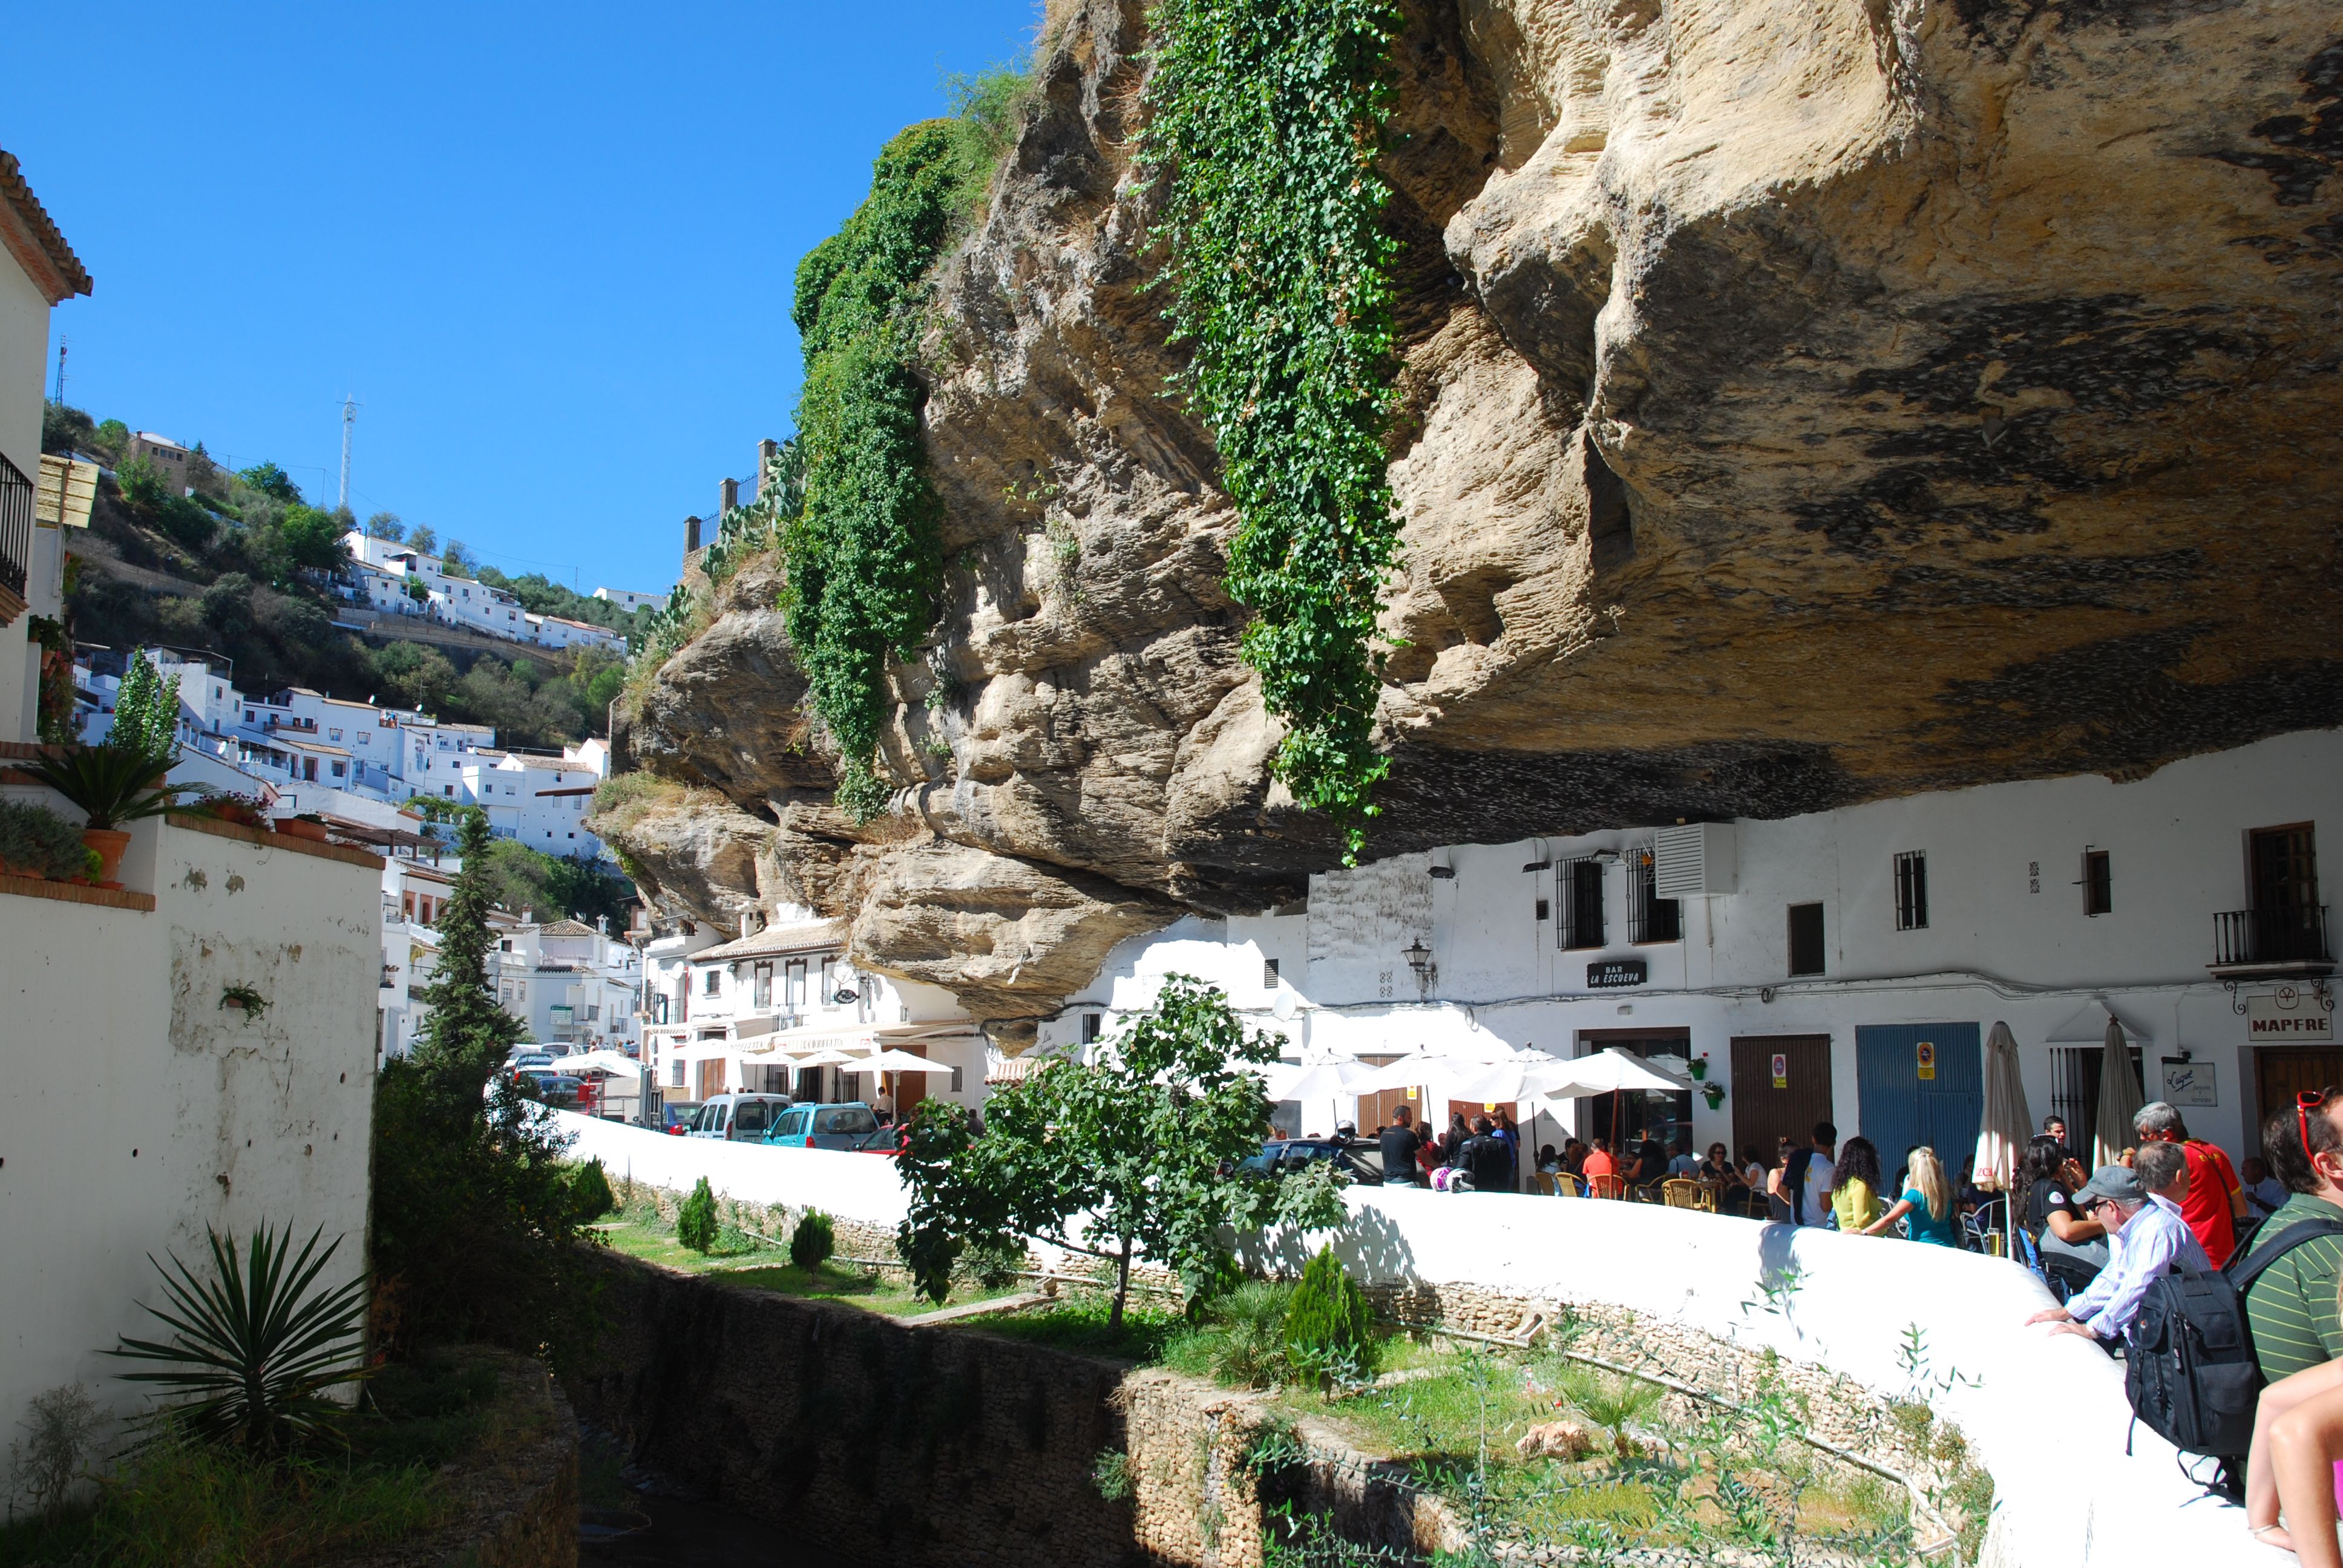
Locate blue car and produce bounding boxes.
[762,1102,881,1150]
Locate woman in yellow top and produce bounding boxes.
[1829,1136,1887,1232]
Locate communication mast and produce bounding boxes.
[338,394,359,512]
[52,339,65,405]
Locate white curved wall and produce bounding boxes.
[554,1115,2269,1568]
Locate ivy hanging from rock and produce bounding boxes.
[1141,0,1406,863]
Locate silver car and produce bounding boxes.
[685,1093,794,1142]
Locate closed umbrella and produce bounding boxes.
[1971,1021,2032,1195]
[2092,1017,2145,1169]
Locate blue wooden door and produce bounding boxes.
[1855,1023,1982,1184]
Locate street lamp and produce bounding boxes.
[1402,937,1436,996]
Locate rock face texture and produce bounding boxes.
[606,0,2343,1029]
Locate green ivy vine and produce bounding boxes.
[1141,0,1406,863]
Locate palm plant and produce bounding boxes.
[1203,1280,1297,1388]
[1556,1366,1665,1457]
[25,740,193,832]
[108,1223,371,1454]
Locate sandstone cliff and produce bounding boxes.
[605,0,2343,1032]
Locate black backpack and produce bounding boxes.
[2125,1215,2343,1462]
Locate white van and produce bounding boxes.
[686,1093,794,1142]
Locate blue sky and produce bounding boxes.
[7,1,1044,596]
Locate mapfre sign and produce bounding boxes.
[2248,988,2335,1042]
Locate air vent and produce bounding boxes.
[1653,822,1737,898]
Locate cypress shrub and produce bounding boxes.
[790,1209,837,1271]
[1282,1246,1373,1382]
[676,1177,718,1253]
[568,1158,615,1222]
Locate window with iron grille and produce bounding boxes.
[1263,958,1280,987]
[1627,848,1680,944]
[1558,857,1606,950]
[2083,849,2112,916]
[1894,851,1928,931]
[1083,1013,1103,1044]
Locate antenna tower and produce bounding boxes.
[338,394,359,513]
[52,339,66,405]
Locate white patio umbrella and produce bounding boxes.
[1971,1021,2033,1194]
[563,1049,647,1079]
[862,1048,943,1074]
[1257,1057,1374,1102]
[790,1048,859,1068]
[2092,1016,2146,1169]
[1524,1048,1695,1098]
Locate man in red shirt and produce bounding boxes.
[2135,1100,2247,1266]
[1580,1138,1617,1188]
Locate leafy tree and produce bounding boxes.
[896,975,1348,1327]
[277,505,350,573]
[373,641,458,712]
[237,461,301,502]
[93,419,130,461]
[405,524,438,555]
[113,650,183,756]
[42,400,96,456]
[477,837,632,926]
[790,1210,837,1270]
[439,540,474,577]
[116,454,166,509]
[411,812,526,1077]
[199,573,257,640]
[365,511,405,541]
[1283,1244,1375,1384]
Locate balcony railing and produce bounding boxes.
[1,450,33,604]
[2212,906,2333,972]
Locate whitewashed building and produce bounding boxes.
[641,910,984,1116]
[1037,729,2341,1182]
[492,918,641,1055]
[594,586,666,614]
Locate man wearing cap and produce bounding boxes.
[2024,1156,2212,1344]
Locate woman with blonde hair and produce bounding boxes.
[1865,1145,1962,1246]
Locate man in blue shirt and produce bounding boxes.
[2024,1152,2210,1344]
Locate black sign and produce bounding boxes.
[1587,959,1648,990]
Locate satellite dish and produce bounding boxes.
[1272,991,1297,1021]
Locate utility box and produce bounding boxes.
[1654,822,1737,897]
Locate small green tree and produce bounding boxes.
[237,461,300,502]
[677,1177,719,1253]
[276,505,350,573]
[569,1157,615,1221]
[365,510,404,541]
[411,811,526,1080]
[790,1209,836,1271]
[1283,1244,1374,1383]
[116,454,166,509]
[112,651,182,757]
[897,975,1348,1328]
[406,524,438,555]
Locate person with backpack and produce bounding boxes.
[2243,1091,2343,1383]
[2025,1151,2210,1343]
[1459,1115,1516,1194]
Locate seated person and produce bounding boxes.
[1666,1140,1699,1179]
[2020,1134,2109,1271]
[1697,1141,1737,1184]
[1561,1138,1588,1177]
[1580,1138,1618,1185]
[1829,1136,1887,1233]
[2024,1151,2210,1344]
[1536,1143,1562,1175]
[2243,1154,2288,1221]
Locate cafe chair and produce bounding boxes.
[1550,1172,1582,1198]
[1529,1172,1557,1196]
[1588,1173,1628,1201]
[1661,1178,1699,1210]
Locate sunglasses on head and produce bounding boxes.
[2298,1088,2343,1164]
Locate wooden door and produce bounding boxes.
[2256,1047,2343,1143]
[695,1058,724,1100]
[1358,1086,1419,1136]
[2252,825,2323,961]
[1731,1035,1832,1166]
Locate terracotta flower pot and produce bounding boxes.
[276,818,330,843]
[83,828,132,889]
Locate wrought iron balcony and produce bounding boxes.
[0,449,32,610]
[2210,906,2333,976]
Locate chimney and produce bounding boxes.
[758,437,779,477]
[684,514,701,554]
[719,477,739,514]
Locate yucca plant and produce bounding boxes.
[25,740,193,832]
[108,1223,371,1454]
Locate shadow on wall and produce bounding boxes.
[1239,1200,1420,1285]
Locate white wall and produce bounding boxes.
[0,819,381,1434]
[549,1112,2256,1568]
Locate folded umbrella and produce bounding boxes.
[2092,1017,2145,1169]
[1971,1021,2033,1194]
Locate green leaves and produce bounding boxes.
[894,975,1339,1327]
[1141,0,1405,862]
[107,1223,370,1455]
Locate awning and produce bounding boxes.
[2046,999,2156,1046]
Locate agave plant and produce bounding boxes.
[25,740,193,832]
[108,1223,371,1454]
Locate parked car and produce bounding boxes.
[1236,1137,1384,1185]
[762,1102,880,1150]
[658,1100,702,1136]
[499,1071,582,1108]
[685,1093,794,1142]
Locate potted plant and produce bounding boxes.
[187,790,271,829]
[276,813,332,843]
[1701,1082,1726,1111]
[0,797,91,881]
[1689,1053,1709,1082]
[22,741,193,887]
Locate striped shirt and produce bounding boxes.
[2242,1192,2343,1383]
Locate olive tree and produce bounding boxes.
[896,974,1348,1327]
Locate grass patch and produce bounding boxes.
[595,1218,1014,1318]
[971,1294,1184,1362]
